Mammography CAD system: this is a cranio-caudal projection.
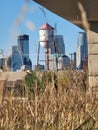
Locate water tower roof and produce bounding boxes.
[40,23,54,30]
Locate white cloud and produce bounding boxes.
[25,20,36,31]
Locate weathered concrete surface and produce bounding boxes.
[88,44,98,54]
[87,30,98,98]
[0,71,26,81]
[88,55,98,75]
[0,71,27,104]
[34,0,98,31]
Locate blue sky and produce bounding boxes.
[0,0,84,65]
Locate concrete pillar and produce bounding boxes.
[87,30,98,98]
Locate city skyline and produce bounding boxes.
[0,0,84,66]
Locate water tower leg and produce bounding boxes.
[37,42,40,70]
[45,42,49,70]
[87,30,98,99]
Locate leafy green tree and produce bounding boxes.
[24,71,41,97]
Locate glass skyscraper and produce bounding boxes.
[76,32,88,69]
[7,34,32,71]
[18,35,29,63]
[49,35,66,70]
[54,35,65,56]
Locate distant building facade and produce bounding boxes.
[11,46,23,71]
[54,35,65,56]
[58,55,70,70]
[18,35,29,63]
[7,34,32,71]
[49,34,68,70]
[76,32,88,69]
[0,58,5,71]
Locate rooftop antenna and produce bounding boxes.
[39,7,47,23]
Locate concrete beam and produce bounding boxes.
[87,30,98,98]
[34,0,98,30]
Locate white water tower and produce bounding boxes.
[37,23,54,70]
[39,23,54,48]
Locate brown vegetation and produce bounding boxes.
[0,70,98,130]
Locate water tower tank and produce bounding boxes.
[39,23,54,48]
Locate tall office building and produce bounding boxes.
[7,34,32,71]
[18,35,29,63]
[18,34,32,70]
[54,35,65,56]
[76,32,88,69]
[49,35,66,70]
[49,35,69,70]
[11,46,23,71]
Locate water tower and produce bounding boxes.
[37,23,54,70]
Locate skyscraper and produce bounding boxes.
[11,46,23,71]
[76,32,88,69]
[7,34,32,71]
[18,35,29,63]
[54,35,65,56]
[49,35,66,70]
[18,34,32,70]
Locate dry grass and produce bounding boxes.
[0,70,98,130]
